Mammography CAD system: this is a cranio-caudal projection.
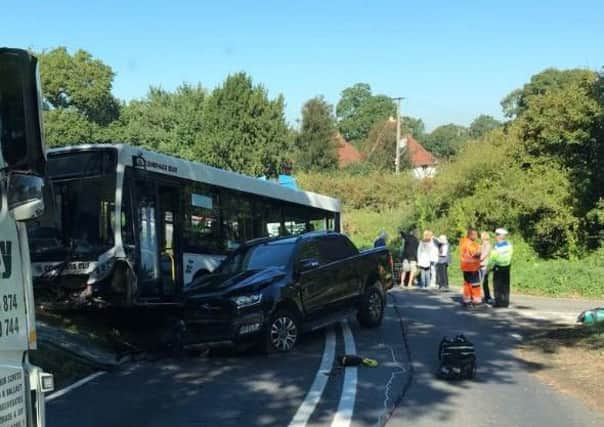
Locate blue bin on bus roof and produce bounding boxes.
[278,174,298,190]
[258,174,299,191]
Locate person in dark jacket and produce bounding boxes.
[400,229,419,287]
[374,231,387,248]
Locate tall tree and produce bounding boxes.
[119,84,206,159]
[504,68,604,241]
[198,72,289,177]
[295,96,338,171]
[38,47,121,146]
[423,123,469,158]
[336,83,396,144]
[361,119,410,171]
[39,47,120,125]
[469,114,501,139]
[402,116,426,140]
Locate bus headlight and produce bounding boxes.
[87,259,115,284]
[232,293,263,308]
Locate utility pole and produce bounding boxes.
[392,97,405,175]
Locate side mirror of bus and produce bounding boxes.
[8,173,45,221]
[0,48,46,176]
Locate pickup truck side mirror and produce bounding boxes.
[7,173,45,221]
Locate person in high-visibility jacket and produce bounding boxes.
[488,228,513,307]
[459,228,482,305]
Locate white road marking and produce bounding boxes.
[331,321,357,427]
[46,371,106,402]
[288,327,336,427]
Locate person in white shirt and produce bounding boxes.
[417,230,437,288]
[436,235,451,289]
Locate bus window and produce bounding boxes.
[255,199,282,237]
[184,186,221,253]
[327,213,337,231]
[283,204,308,235]
[307,208,328,232]
[221,190,254,249]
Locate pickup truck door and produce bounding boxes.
[317,236,362,306]
[295,240,333,317]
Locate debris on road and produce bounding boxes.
[578,307,604,325]
[437,334,477,380]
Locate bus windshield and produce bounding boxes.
[28,150,117,261]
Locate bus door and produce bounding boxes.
[158,183,183,298]
[133,178,161,299]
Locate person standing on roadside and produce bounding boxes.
[489,228,513,307]
[400,229,419,287]
[460,228,482,305]
[429,232,439,288]
[479,231,493,304]
[436,235,450,290]
[374,231,387,248]
[417,230,436,289]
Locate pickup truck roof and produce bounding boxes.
[244,231,343,247]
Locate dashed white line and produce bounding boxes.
[46,371,106,402]
[331,321,357,427]
[288,327,336,427]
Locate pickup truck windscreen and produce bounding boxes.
[219,240,296,274]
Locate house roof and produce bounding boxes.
[405,136,437,167]
[335,134,363,167]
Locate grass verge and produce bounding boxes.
[518,323,604,414]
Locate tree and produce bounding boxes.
[198,72,289,177]
[504,68,604,243]
[336,83,395,144]
[295,96,338,171]
[469,114,501,139]
[43,109,100,147]
[423,124,469,158]
[119,84,206,159]
[402,116,426,140]
[39,47,120,125]
[38,47,121,146]
[361,119,410,171]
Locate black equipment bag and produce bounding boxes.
[437,334,477,380]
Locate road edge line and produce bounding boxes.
[46,371,107,402]
[288,327,336,427]
[331,320,357,427]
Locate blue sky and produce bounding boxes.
[2,1,603,130]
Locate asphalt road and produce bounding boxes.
[47,290,604,427]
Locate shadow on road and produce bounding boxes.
[48,329,330,427]
[387,289,584,424]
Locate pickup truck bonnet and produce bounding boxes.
[186,267,286,296]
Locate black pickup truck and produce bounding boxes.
[183,231,394,352]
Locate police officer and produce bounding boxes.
[488,228,513,308]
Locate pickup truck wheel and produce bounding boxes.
[357,285,384,328]
[264,310,299,353]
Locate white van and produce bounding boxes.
[0,48,53,427]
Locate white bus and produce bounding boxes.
[0,48,54,426]
[30,144,341,307]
